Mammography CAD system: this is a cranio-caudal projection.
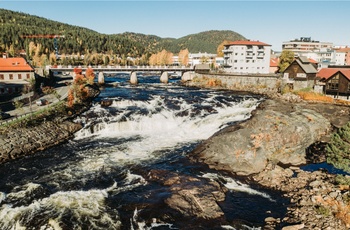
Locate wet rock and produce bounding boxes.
[190,99,331,176]
[148,170,227,221]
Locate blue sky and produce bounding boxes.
[1,1,349,51]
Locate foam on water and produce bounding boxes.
[0,171,147,229]
[202,173,274,201]
[72,96,259,174]
[0,186,119,229]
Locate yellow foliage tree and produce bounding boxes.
[217,40,230,57]
[148,49,173,65]
[178,49,189,66]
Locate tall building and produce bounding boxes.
[223,40,271,74]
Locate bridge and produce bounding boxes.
[48,65,208,84]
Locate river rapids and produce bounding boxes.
[0,75,288,229]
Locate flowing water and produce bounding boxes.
[0,75,288,230]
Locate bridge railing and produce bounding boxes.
[48,65,194,70]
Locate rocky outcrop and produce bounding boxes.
[254,164,350,230]
[190,99,332,176]
[147,169,227,219]
[0,120,82,163]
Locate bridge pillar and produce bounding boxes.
[160,71,169,83]
[130,71,138,85]
[181,72,193,82]
[98,72,105,85]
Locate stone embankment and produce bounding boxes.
[0,119,82,164]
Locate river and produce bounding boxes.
[0,75,288,230]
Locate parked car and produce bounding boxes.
[0,112,11,120]
[36,99,48,106]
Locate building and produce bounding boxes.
[282,37,350,69]
[223,40,271,74]
[269,57,279,73]
[317,67,350,98]
[188,52,217,67]
[283,56,318,90]
[334,47,350,65]
[0,57,35,95]
[282,37,333,54]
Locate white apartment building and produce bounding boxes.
[223,40,271,74]
[282,37,333,54]
[188,52,217,67]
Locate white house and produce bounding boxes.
[223,40,271,74]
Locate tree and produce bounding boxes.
[178,49,189,66]
[278,50,295,73]
[326,122,350,173]
[217,40,230,57]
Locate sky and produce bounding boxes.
[1,1,350,51]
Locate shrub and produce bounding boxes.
[326,122,350,173]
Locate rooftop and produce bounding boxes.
[225,40,271,46]
[0,57,34,72]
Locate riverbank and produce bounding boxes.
[0,83,99,164]
[185,74,350,229]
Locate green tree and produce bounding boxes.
[278,50,295,73]
[326,122,350,173]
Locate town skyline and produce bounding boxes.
[1,1,350,51]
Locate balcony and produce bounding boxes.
[223,49,233,53]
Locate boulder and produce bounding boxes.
[190,99,332,176]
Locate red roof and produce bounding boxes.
[0,57,34,71]
[317,68,350,80]
[270,57,279,67]
[308,58,318,64]
[225,40,271,46]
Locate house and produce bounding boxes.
[223,40,271,74]
[283,56,318,90]
[0,57,35,95]
[317,67,350,98]
[269,57,279,73]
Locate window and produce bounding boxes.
[327,75,339,90]
[235,53,238,55]
[26,74,30,79]
[234,60,237,63]
[9,74,13,80]
[0,74,3,80]
[18,74,22,80]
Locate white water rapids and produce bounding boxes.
[0,83,282,229]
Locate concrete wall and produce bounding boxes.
[194,73,282,91]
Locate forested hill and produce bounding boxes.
[0,8,245,57]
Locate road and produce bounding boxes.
[3,75,72,121]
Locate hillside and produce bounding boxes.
[0,8,245,58]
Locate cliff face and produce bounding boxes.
[189,99,349,176]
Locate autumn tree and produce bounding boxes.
[278,50,295,73]
[67,67,95,107]
[149,49,173,65]
[217,40,230,57]
[178,49,189,66]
